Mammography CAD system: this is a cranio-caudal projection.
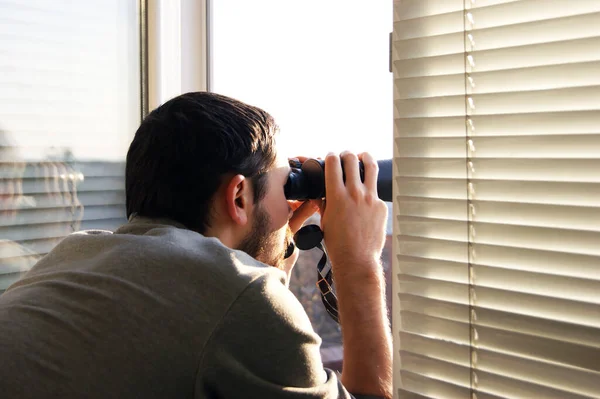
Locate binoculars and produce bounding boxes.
[284,158,393,202]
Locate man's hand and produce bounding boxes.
[288,199,322,234]
[320,151,388,278]
[279,199,322,279]
[280,155,324,279]
[320,151,392,399]
[286,155,325,235]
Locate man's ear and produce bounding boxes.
[224,174,252,226]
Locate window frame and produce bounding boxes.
[145,0,209,113]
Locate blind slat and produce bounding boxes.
[399,370,471,399]
[396,134,600,158]
[0,218,124,242]
[396,61,600,99]
[395,0,600,40]
[0,191,125,211]
[1,205,125,228]
[398,246,600,283]
[399,258,600,303]
[399,351,470,390]
[396,177,600,206]
[0,236,61,259]
[395,0,522,23]
[395,12,600,60]
[0,161,125,178]
[396,110,600,137]
[395,388,431,399]
[398,199,600,231]
[395,86,600,118]
[394,0,464,22]
[399,276,600,328]
[401,311,600,372]
[399,243,600,282]
[398,235,468,263]
[11,177,125,195]
[0,271,26,290]
[399,294,600,348]
[394,158,600,182]
[399,218,600,255]
[394,37,600,78]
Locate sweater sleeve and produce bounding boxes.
[195,271,362,399]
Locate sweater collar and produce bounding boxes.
[115,214,189,235]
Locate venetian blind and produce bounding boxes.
[0,0,141,292]
[391,0,600,398]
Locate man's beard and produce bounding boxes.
[238,205,294,270]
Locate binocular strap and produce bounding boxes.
[315,243,340,324]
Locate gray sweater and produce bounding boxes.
[0,217,379,398]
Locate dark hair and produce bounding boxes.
[125,92,278,233]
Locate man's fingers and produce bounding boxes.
[313,199,325,216]
[359,152,378,194]
[288,200,304,212]
[291,156,309,163]
[324,153,344,197]
[340,151,360,191]
[289,200,319,233]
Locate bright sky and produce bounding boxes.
[211,0,393,161]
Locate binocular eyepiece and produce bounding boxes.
[284,158,393,201]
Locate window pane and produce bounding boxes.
[210,0,393,370]
[210,0,393,160]
[0,0,140,292]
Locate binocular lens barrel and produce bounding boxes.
[284,158,393,202]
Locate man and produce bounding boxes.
[0,92,392,398]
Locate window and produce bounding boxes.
[0,0,141,292]
[210,0,393,368]
[392,0,600,397]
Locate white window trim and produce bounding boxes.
[146,0,209,112]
